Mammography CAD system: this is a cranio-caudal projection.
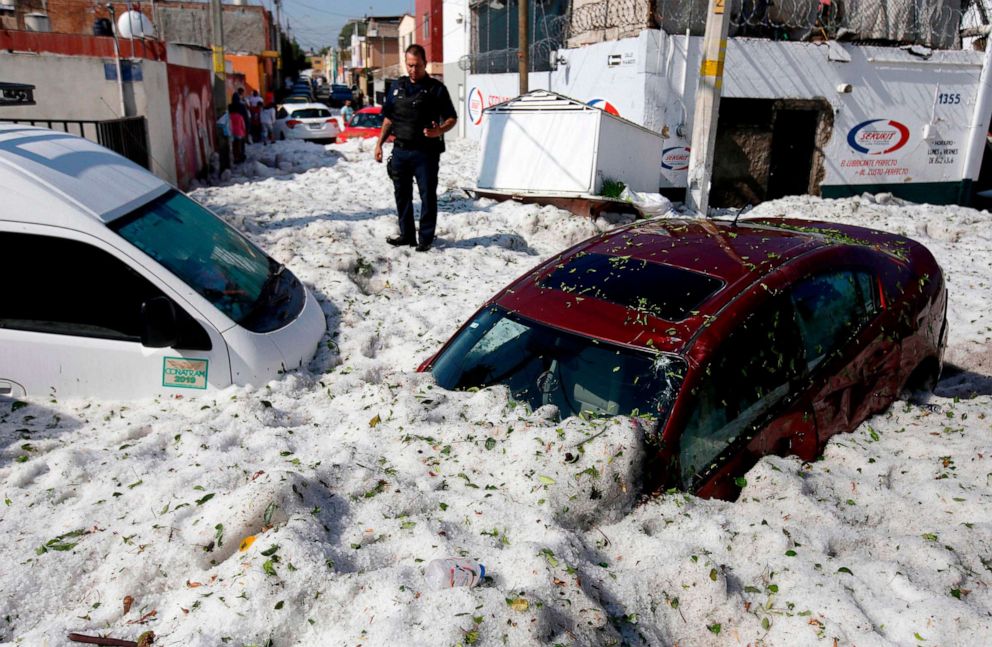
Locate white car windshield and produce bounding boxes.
[110,190,272,324]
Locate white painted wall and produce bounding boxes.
[0,52,178,186]
[441,0,471,138]
[467,30,989,191]
[466,30,662,137]
[442,0,470,63]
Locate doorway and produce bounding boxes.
[711,98,831,208]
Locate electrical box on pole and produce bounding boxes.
[686,0,731,215]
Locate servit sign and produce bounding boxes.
[662,146,690,171]
[467,87,485,125]
[467,87,513,126]
[847,119,910,155]
[587,98,620,117]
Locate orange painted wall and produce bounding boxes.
[226,54,267,95]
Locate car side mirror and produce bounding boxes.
[141,296,179,348]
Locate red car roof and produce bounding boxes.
[492,217,911,355]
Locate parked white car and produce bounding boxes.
[0,124,327,400]
[274,102,340,142]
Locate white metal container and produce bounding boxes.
[477,90,664,196]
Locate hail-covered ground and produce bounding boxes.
[2,137,992,647]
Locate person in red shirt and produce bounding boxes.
[229,104,247,163]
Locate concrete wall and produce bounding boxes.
[157,4,269,54]
[0,51,178,185]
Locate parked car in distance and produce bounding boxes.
[0,124,326,399]
[420,217,947,500]
[291,80,313,94]
[281,94,313,106]
[337,106,391,143]
[274,103,340,142]
[328,84,354,108]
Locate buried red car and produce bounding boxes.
[421,218,947,500]
[337,106,391,143]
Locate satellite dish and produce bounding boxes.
[458,55,472,72]
[117,10,153,38]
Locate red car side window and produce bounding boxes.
[678,296,804,486]
[789,271,874,372]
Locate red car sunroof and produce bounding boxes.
[538,252,724,321]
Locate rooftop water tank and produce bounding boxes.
[116,10,154,38]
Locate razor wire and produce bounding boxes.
[652,0,969,49]
[468,0,571,73]
[656,0,970,49]
[466,0,981,73]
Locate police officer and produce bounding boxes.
[375,44,457,252]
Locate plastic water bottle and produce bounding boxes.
[424,558,486,589]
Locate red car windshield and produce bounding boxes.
[349,112,384,129]
[431,306,686,423]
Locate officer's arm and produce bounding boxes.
[374,117,393,162]
[425,86,458,138]
[424,117,457,138]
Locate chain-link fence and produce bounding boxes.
[466,0,980,74]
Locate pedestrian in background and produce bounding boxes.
[229,103,247,163]
[374,44,457,252]
[341,99,355,126]
[260,101,276,145]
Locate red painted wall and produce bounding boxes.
[0,29,166,59]
[414,0,443,63]
[167,64,215,189]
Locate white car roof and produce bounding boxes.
[0,123,169,226]
[279,102,331,114]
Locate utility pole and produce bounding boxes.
[209,0,228,168]
[962,26,992,204]
[107,3,127,117]
[518,0,528,95]
[274,0,283,90]
[685,0,731,215]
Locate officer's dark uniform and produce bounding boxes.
[382,74,457,248]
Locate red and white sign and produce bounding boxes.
[661,146,690,171]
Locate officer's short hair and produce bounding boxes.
[405,44,427,63]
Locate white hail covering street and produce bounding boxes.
[2,137,991,646]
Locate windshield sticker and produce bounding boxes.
[163,357,209,389]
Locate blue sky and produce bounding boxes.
[271,0,415,51]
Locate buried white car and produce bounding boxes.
[274,102,340,142]
[0,124,326,399]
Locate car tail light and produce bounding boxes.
[325,119,336,125]
[286,119,301,128]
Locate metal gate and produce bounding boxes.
[0,116,150,170]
